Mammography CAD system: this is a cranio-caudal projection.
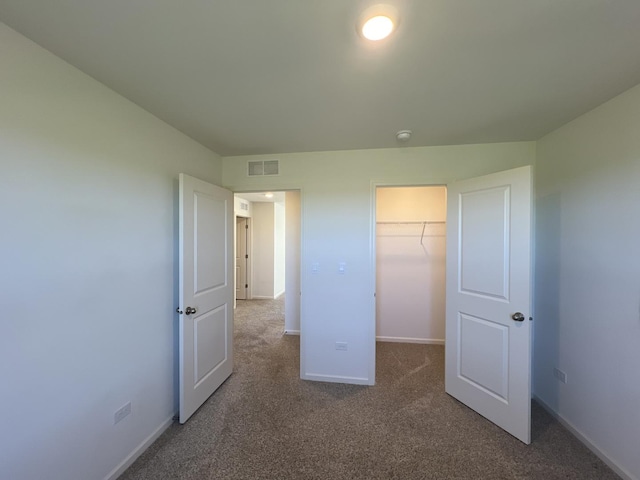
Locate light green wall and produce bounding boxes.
[223,142,535,384]
[0,23,221,480]
[535,83,640,480]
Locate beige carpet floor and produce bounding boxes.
[120,298,618,480]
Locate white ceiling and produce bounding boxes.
[2,1,640,156]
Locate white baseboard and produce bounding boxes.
[533,395,637,480]
[303,372,372,386]
[252,291,285,300]
[284,329,300,335]
[376,336,444,345]
[104,413,175,480]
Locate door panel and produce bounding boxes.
[459,313,508,401]
[460,186,509,299]
[195,193,226,292]
[179,174,233,424]
[446,166,532,444]
[194,306,228,385]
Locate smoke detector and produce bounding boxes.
[396,130,412,142]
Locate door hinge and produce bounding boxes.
[245,224,248,229]
[245,284,248,288]
[245,254,248,259]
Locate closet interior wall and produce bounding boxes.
[376,186,447,344]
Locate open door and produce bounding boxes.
[178,174,233,424]
[445,166,532,444]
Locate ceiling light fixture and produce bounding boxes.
[264,193,274,198]
[362,15,394,41]
[358,5,399,41]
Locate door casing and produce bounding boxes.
[235,216,249,300]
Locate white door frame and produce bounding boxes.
[369,180,448,384]
[233,190,300,305]
[235,216,251,301]
[233,188,304,370]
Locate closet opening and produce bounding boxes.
[375,185,447,346]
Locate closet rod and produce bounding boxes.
[376,220,446,244]
[375,221,446,225]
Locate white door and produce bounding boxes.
[178,174,233,424]
[235,217,248,300]
[445,166,532,444]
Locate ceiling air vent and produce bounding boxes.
[263,160,279,175]
[248,160,279,176]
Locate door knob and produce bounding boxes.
[185,306,197,315]
[512,312,525,322]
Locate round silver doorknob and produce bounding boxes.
[185,306,197,315]
[512,312,525,322]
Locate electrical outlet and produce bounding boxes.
[114,401,131,425]
[335,342,348,351]
[553,368,567,384]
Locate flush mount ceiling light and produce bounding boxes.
[358,5,399,41]
[264,192,274,198]
[362,15,394,41]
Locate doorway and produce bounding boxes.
[373,167,534,443]
[233,190,301,334]
[375,186,447,345]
